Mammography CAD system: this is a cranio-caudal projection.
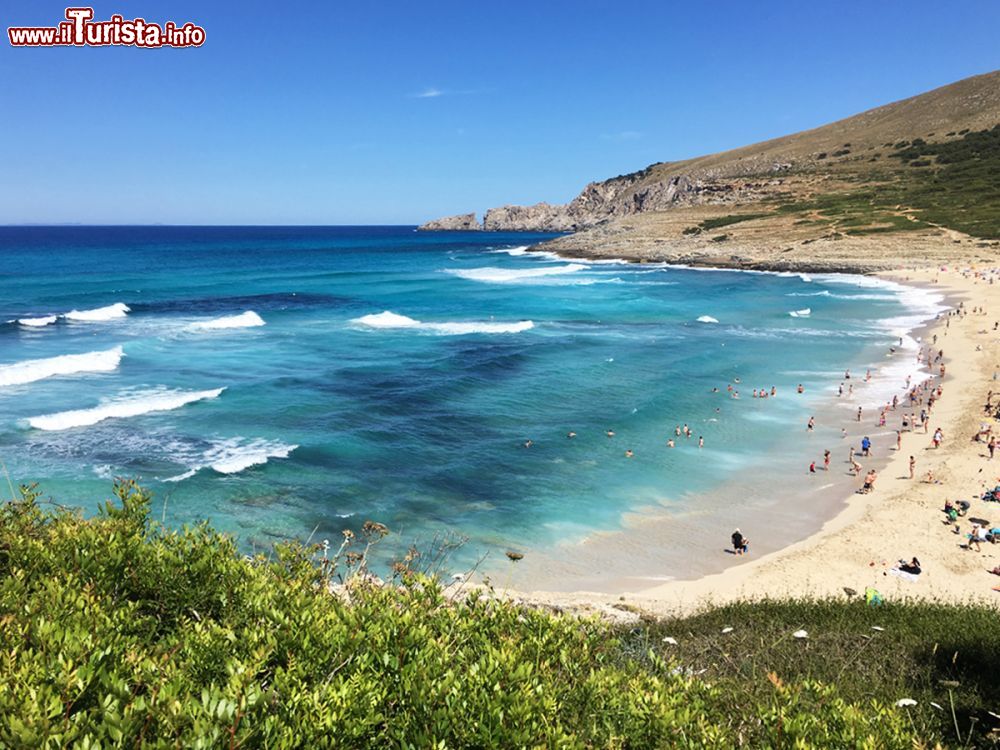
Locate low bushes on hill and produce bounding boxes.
[2,481,989,747]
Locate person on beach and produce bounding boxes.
[990,436,997,460]
[809,461,816,474]
[841,428,847,439]
[852,459,863,476]
[861,469,877,493]
[909,455,916,479]
[857,407,863,422]
[807,416,815,432]
[899,557,922,575]
[797,384,804,394]
[823,450,831,471]
[968,524,986,552]
[896,431,902,451]
[932,428,943,448]
[731,529,749,555]
[861,436,871,457]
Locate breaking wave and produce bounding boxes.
[63,302,130,322]
[697,315,719,324]
[27,387,225,431]
[352,310,534,335]
[0,346,123,387]
[188,311,266,330]
[446,264,586,283]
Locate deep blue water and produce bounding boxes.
[0,226,943,574]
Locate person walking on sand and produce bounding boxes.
[823,450,831,471]
[909,455,916,479]
[989,435,996,460]
[857,406,863,422]
[861,435,871,457]
[932,427,943,449]
[809,461,816,474]
[807,416,815,432]
[896,430,902,452]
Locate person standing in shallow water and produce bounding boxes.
[807,416,815,431]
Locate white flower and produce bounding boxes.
[792,630,808,639]
[930,702,944,711]
[871,626,885,631]
[721,627,734,634]
[662,636,678,645]
[895,698,918,707]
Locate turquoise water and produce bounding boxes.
[0,227,943,573]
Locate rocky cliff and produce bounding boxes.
[418,212,481,231]
[418,70,1000,234]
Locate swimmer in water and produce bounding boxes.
[797,384,804,394]
[625,449,634,458]
[606,430,615,438]
[807,416,815,431]
[667,438,675,448]
[524,440,533,448]
[698,436,704,448]
[567,431,576,439]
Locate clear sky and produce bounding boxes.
[2,0,998,225]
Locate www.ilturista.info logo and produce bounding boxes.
[8,7,205,48]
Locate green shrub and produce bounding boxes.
[0,484,950,747]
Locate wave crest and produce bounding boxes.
[352,310,534,335]
[189,310,266,330]
[446,264,586,283]
[697,315,719,324]
[64,302,130,322]
[0,346,123,387]
[28,387,225,431]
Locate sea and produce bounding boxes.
[0,226,946,585]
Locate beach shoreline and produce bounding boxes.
[488,263,1000,617]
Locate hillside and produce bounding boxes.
[3,482,999,747]
[421,70,1000,270]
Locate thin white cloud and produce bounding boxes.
[409,87,481,99]
[601,130,642,141]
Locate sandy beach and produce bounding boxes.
[503,264,1000,618]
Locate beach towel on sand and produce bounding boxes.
[865,587,885,606]
[889,568,920,583]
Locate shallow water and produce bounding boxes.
[0,227,945,578]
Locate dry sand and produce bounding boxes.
[499,265,1000,619]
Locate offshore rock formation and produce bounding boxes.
[418,212,481,231]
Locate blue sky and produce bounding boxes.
[2,0,998,224]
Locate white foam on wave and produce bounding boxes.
[188,310,266,330]
[17,315,59,327]
[0,346,124,387]
[210,439,298,474]
[161,438,298,481]
[27,387,225,431]
[697,315,719,324]
[352,310,534,335]
[789,308,811,318]
[63,302,130,322]
[446,264,587,283]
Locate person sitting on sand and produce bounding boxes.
[922,469,938,484]
[898,557,921,575]
[731,528,749,555]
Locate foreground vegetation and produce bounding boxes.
[2,482,998,747]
